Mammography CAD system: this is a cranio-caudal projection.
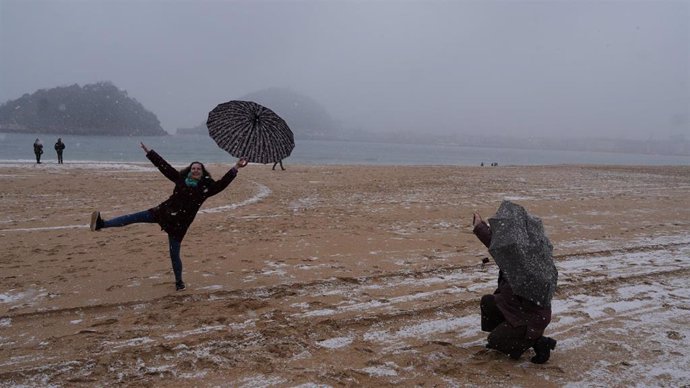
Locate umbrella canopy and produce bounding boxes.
[488,200,557,306]
[207,100,295,164]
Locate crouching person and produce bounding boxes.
[473,211,557,363]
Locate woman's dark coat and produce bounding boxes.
[146,150,237,242]
[474,221,552,341]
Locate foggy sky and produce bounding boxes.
[1,0,688,140]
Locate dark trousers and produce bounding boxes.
[480,294,535,358]
[35,152,41,163]
[57,151,63,164]
[103,210,184,283]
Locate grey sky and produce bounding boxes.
[1,0,687,140]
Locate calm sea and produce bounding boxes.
[3,132,690,166]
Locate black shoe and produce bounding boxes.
[509,350,523,360]
[531,336,557,364]
[90,211,104,231]
[175,281,186,291]
[486,342,523,360]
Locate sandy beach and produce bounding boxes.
[1,162,689,387]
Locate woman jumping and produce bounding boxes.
[90,142,248,291]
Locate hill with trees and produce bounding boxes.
[0,82,167,136]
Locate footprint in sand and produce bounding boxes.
[106,285,123,291]
[90,318,118,327]
[469,347,503,363]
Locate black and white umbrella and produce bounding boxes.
[207,100,295,164]
[488,200,558,307]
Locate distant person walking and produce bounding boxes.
[33,138,43,164]
[90,142,248,291]
[54,138,66,164]
[272,159,285,171]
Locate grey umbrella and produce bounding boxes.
[207,100,295,164]
[488,200,557,307]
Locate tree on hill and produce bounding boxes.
[0,82,167,136]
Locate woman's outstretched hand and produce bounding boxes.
[235,158,248,169]
[140,142,150,153]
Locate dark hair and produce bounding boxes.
[179,161,211,180]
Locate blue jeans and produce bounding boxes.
[103,210,184,283]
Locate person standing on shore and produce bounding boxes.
[272,159,285,171]
[472,211,557,364]
[90,142,248,291]
[54,138,66,164]
[33,138,43,164]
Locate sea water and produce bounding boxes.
[2,132,690,166]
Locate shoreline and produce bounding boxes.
[3,160,690,169]
[4,130,690,158]
[4,133,690,166]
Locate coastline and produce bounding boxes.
[4,132,690,166]
[1,164,689,386]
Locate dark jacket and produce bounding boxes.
[146,150,238,242]
[34,143,43,155]
[474,221,552,340]
[55,141,65,152]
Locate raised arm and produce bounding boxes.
[206,159,248,197]
[472,212,492,248]
[141,142,180,183]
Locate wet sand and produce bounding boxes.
[1,163,689,386]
